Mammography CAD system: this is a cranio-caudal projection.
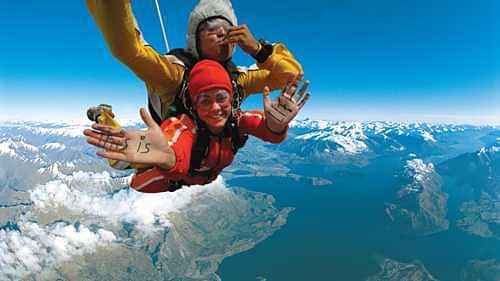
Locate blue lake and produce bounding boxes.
[218,157,500,281]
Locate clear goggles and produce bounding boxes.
[195,90,231,110]
[199,17,232,33]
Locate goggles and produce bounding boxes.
[195,90,231,110]
[199,17,232,34]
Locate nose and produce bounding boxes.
[216,26,227,38]
[208,100,222,111]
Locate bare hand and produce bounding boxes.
[263,77,310,133]
[220,24,260,56]
[83,108,174,168]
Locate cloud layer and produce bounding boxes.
[0,221,115,280]
[1,169,229,280]
[31,171,226,231]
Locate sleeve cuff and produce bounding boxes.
[252,40,274,63]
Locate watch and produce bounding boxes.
[252,39,274,63]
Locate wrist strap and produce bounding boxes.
[265,121,288,135]
[252,40,273,63]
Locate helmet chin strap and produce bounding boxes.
[154,0,170,53]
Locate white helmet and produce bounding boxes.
[186,0,238,59]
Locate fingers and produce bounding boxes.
[219,29,243,44]
[140,108,158,129]
[282,75,300,98]
[271,101,293,119]
[263,86,271,110]
[96,150,128,161]
[296,72,304,81]
[297,93,311,109]
[221,33,248,46]
[84,129,126,146]
[267,106,287,123]
[224,35,245,45]
[86,133,127,152]
[85,127,127,151]
[278,96,297,112]
[230,25,248,31]
[227,25,249,35]
[222,26,255,48]
[282,81,292,98]
[291,80,310,102]
[226,28,247,37]
[90,123,125,136]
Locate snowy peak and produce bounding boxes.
[42,142,66,151]
[478,138,500,155]
[0,137,44,163]
[395,158,438,199]
[476,138,500,165]
[1,121,90,138]
[288,120,463,155]
[405,159,435,182]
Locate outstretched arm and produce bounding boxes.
[87,0,183,90]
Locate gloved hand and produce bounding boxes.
[263,77,310,134]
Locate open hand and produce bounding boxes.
[83,108,174,168]
[263,77,310,133]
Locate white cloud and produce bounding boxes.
[31,171,229,232]
[0,221,115,280]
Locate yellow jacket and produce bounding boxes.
[87,0,303,119]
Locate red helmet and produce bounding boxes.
[188,59,233,103]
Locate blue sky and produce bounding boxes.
[1,0,498,124]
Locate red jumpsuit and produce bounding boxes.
[130,111,287,192]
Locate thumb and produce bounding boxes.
[139,108,159,129]
[263,86,271,110]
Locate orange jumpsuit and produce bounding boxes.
[130,111,287,192]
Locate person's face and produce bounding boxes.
[194,88,232,134]
[198,18,235,61]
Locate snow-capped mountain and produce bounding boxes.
[279,119,497,167]
[0,122,125,174]
[290,119,478,154]
[385,157,449,236]
[0,136,43,163]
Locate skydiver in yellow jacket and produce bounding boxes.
[87,0,303,115]
[86,0,303,169]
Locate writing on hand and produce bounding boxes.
[136,135,151,154]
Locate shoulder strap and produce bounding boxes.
[148,49,196,125]
[166,48,197,69]
[228,113,248,153]
[189,124,210,171]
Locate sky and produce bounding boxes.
[1,0,499,124]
